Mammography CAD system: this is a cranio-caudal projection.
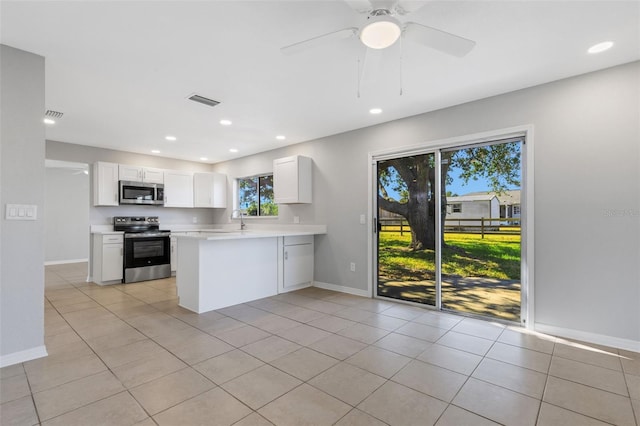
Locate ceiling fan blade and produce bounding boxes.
[281,27,358,55]
[404,22,475,57]
[344,0,373,13]
[395,1,428,15]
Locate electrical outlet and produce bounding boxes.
[360,214,366,225]
[192,216,198,224]
[293,216,300,224]
[350,262,356,272]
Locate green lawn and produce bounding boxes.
[377,232,521,321]
[378,232,521,281]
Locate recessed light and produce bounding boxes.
[220,119,232,126]
[369,108,383,115]
[588,41,613,54]
[229,148,239,153]
[151,150,161,154]
[276,135,286,140]
[200,157,208,161]
[43,118,55,124]
[165,135,177,141]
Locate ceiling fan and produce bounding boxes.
[281,0,476,57]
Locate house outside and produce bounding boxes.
[445,194,500,227]
[460,190,521,223]
[379,190,521,226]
[444,190,521,230]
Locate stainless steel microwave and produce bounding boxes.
[119,181,164,206]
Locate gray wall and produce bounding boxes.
[46,140,218,225]
[45,167,90,263]
[212,62,640,344]
[0,45,46,363]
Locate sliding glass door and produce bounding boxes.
[376,153,438,307]
[375,137,524,323]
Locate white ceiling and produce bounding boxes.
[2,1,639,164]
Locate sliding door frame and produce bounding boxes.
[367,125,535,328]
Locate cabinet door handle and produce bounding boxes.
[120,248,123,256]
[284,251,288,260]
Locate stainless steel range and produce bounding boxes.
[114,216,171,283]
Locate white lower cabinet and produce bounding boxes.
[280,235,314,292]
[170,232,188,274]
[170,237,177,274]
[92,234,123,284]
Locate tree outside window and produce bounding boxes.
[238,174,278,217]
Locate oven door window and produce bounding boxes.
[124,237,170,268]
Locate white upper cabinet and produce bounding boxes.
[93,161,119,206]
[118,165,141,181]
[164,170,194,208]
[273,155,312,204]
[194,172,227,208]
[118,165,164,184]
[142,167,164,183]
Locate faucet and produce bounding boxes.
[231,209,246,231]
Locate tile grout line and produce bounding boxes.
[431,326,505,425]
[41,277,133,424]
[46,277,189,424]
[533,329,554,426]
[23,264,640,426]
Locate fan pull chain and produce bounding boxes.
[399,36,404,96]
[357,57,362,98]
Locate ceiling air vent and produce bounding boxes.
[187,94,220,108]
[45,110,64,118]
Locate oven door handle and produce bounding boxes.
[124,233,171,239]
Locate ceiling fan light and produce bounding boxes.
[360,15,402,49]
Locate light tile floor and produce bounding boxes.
[1,262,639,425]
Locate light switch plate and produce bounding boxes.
[360,214,366,225]
[6,204,37,220]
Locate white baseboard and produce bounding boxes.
[44,258,88,266]
[313,281,370,298]
[280,282,312,293]
[0,345,48,368]
[535,323,640,353]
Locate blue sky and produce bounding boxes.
[447,165,493,195]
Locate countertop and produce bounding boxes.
[173,225,326,241]
[90,224,326,237]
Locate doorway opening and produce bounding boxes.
[44,160,90,265]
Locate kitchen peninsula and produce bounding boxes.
[175,225,326,313]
